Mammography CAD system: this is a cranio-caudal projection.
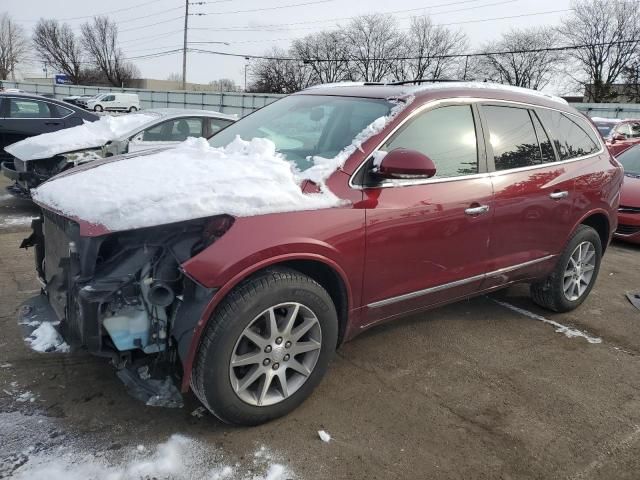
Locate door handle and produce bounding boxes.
[45,121,61,126]
[549,191,569,200]
[465,204,490,216]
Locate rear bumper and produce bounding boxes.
[614,211,640,244]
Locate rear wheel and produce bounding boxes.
[93,105,103,112]
[129,106,138,112]
[530,225,602,312]
[192,268,338,425]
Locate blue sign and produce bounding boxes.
[55,74,71,85]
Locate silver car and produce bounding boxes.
[2,108,236,197]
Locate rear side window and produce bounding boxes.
[8,98,56,118]
[482,105,548,170]
[538,110,599,160]
[381,105,478,178]
[209,118,233,135]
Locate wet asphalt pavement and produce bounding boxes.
[1,175,640,479]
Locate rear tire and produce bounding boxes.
[192,268,338,426]
[129,106,138,112]
[530,225,602,312]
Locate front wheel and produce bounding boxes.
[192,268,338,425]
[93,105,103,112]
[530,225,602,312]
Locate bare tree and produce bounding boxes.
[32,19,86,84]
[292,31,352,83]
[166,72,183,82]
[343,14,403,82]
[478,27,563,89]
[391,17,467,82]
[248,48,316,93]
[559,0,640,102]
[81,16,137,87]
[0,13,29,80]
[209,78,240,91]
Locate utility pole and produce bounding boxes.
[182,0,189,90]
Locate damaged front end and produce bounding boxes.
[3,149,104,197]
[19,210,232,407]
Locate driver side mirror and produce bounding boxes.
[375,148,437,179]
[611,133,626,143]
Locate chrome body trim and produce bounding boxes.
[367,255,556,309]
[349,97,606,190]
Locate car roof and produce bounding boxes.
[144,108,237,120]
[297,81,574,113]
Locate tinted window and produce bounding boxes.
[381,105,478,178]
[594,122,615,137]
[8,98,55,118]
[630,122,640,138]
[209,118,233,135]
[483,106,544,170]
[531,111,556,163]
[53,104,74,117]
[143,118,203,141]
[617,145,640,176]
[538,110,599,160]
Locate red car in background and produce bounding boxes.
[19,83,623,425]
[614,144,640,244]
[592,117,640,156]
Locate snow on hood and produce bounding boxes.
[32,136,345,231]
[5,113,157,161]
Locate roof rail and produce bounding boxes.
[387,79,464,86]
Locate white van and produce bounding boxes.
[86,93,140,112]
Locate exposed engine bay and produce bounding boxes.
[20,210,232,405]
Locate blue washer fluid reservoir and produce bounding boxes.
[103,306,150,351]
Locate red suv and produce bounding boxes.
[19,83,623,425]
[593,117,640,156]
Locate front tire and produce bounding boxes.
[93,105,103,112]
[530,225,602,312]
[192,268,338,426]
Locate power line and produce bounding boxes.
[19,0,165,22]
[189,0,489,32]
[201,0,335,15]
[119,16,184,33]
[191,0,515,33]
[187,38,640,63]
[112,6,184,25]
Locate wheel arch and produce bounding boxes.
[578,210,610,252]
[180,254,353,392]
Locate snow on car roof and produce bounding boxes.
[304,81,569,107]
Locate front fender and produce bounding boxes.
[178,208,365,391]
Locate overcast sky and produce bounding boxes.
[9,0,573,90]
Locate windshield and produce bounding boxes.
[594,122,615,137]
[208,95,393,171]
[617,145,640,176]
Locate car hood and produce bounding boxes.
[5,113,157,161]
[621,174,640,207]
[32,137,343,234]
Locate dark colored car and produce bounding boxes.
[18,82,623,426]
[592,117,640,156]
[613,145,640,243]
[1,93,98,193]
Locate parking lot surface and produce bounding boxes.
[1,175,640,479]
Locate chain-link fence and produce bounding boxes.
[0,80,283,117]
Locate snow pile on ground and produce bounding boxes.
[5,113,158,161]
[10,433,293,480]
[25,322,70,353]
[318,430,331,443]
[33,136,345,231]
[493,299,602,344]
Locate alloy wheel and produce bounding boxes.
[229,302,322,407]
[563,241,596,301]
